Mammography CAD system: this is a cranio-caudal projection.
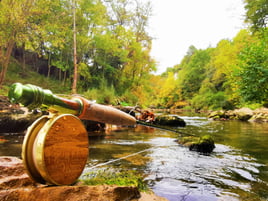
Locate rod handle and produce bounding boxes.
[75,97,136,126]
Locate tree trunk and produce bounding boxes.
[47,52,51,78]
[0,39,15,86]
[72,0,78,94]
[22,43,26,70]
[63,70,67,86]
[34,53,38,72]
[59,68,62,81]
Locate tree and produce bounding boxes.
[236,29,268,103]
[178,48,212,99]
[157,72,178,107]
[205,30,253,104]
[0,0,36,86]
[72,0,78,94]
[244,0,268,32]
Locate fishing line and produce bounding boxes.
[85,120,197,170]
[86,147,154,170]
[136,120,197,136]
[85,144,180,170]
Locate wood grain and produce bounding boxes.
[34,114,89,185]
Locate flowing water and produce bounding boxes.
[1,113,268,201]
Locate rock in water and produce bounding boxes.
[154,115,186,127]
[189,135,215,154]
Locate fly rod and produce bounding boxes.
[136,120,195,136]
[8,83,136,126]
[8,83,193,135]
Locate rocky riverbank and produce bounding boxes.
[0,157,167,201]
[208,107,268,122]
[0,96,42,133]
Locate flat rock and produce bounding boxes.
[0,157,167,201]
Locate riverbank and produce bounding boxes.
[1,94,268,134]
[0,95,42,133]
[208,107,268,122]
[149,107,268,123]
[0,157,167,201]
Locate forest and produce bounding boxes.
[0,0,267,110]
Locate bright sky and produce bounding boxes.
[147,0,246,74]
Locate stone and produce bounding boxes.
[0,157,167,201]
[0,157,40,191]
[154,115,186,127]
[178,135,215,154]
[249,107,268,122]
[208,110,226,119]
[233,107,253,121]
[189,135,215,154]
[209,107,268,123]
[0,96,42,133]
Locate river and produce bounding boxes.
[1,113,268,201]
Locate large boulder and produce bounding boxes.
[0,157,167,201]
[154,115,186,127]
[233,107,253,121]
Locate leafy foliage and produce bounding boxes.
[154,28,268,110]
[244,0,268,32]
[236,30,268,103]
[1,0,268,109]
[0,0,154,97]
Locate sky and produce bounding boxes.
[146,0,246,74]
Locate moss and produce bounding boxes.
[80,169,149,192]
[178,135,215,154]
[154,115,186,127]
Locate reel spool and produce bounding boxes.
[22,114,89,185]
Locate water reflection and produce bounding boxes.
[0,133,24,157]
[146,141,266,201]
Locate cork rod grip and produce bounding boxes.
[75,97,136,126]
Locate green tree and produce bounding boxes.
[0,0,37,85]
[205,30,253,105]
[236,29,268,103]
[178,48,212,100]
[156,72,177,107]
[244,0,268,32]
[76,0,109,89]
[88,0,155,96]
